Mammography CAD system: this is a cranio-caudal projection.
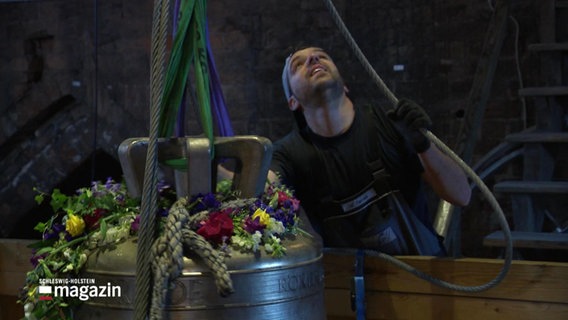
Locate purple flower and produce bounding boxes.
[115,194,125,204]
[190,193,220,213]
[131,215,140,233]
[273,209,295,228]
[105,177,121,193]
[42,223,64,240]
[243,216,265,233]
[158,207,169,217]
[64,232,75,242]
[30,250,47,267]
[157,180,172,194]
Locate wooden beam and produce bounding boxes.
[324,254,568,303]
[484,231,568,250]
[326,288,568,320]
[0,239,34,296]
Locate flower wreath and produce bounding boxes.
[19,177,302,319]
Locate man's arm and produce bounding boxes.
[418,145,471,206]
[387,98,471,206]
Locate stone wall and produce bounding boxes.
[0,0,542,256]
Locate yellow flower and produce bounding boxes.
[252,208,270,226]
[27,286,37,298]
[66,214,85,237]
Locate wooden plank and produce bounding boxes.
[493,181,568,194]
[325,288,568,320]
[484,231,568,250]
[0,295,24,320]
[323,254,568,304]
[0,239,34,296]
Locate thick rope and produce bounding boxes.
[150,198,189,320]
[181,229,234,297]
[150,198,234,319]
[322,0,513,292]
[134,0,170,319]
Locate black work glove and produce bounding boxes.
[387,98,432,153]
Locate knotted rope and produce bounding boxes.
[149,197,237,320]
[150,198,189,320]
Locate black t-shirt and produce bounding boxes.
[271,104,434,249]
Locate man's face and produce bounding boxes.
[286,47,344,104]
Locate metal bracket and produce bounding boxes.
[118,135,272,199]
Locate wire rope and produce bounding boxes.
[322,0,513,292]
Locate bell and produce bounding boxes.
[75,136,326,319]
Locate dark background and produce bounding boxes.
[0,0,546,258]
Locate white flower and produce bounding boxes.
[231,235,250,250]
[251,231,262,251]
[267,218,285,235]
[269,234,281,244]
[63,248,73,260]
[87,231,102,249]
[62,263,74,273]
[101,225,130,246]
[24,302,38,320]
[77,253,88,269]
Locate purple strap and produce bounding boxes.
[206,22,234,137]
[172,0,234,137]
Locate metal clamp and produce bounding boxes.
[118,135,272,198]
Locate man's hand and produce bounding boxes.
[387,98,432,153]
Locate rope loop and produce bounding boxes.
[150,198,234,319]
[321,0,513,293]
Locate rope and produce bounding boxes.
[487,0,526,129]
[134,0,170,319]
[180,229,234,296]
[150,198,234,319]
[322,0,513,292]
[141,1,235,317]
[150,198,189,320]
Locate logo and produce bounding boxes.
[38,286,53,301]
[38,278,122,302]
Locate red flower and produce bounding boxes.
[277,191,300,211]
[277,191,291,205]
[197,211,234,245]
[84,208,107,230]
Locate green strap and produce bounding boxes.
[192,0,214,155]
[158,0,195,137]
[158,0,214,158]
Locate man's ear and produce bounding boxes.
[288,96,301,111]
[344,85,349,94]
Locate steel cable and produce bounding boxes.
[322,0,513,293]
[134,0,171,319]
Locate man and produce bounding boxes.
[268,46,471,255]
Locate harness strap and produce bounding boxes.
[351,249,367,320]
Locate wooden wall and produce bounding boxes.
[324,253,568,319]
[0,239,31,320]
